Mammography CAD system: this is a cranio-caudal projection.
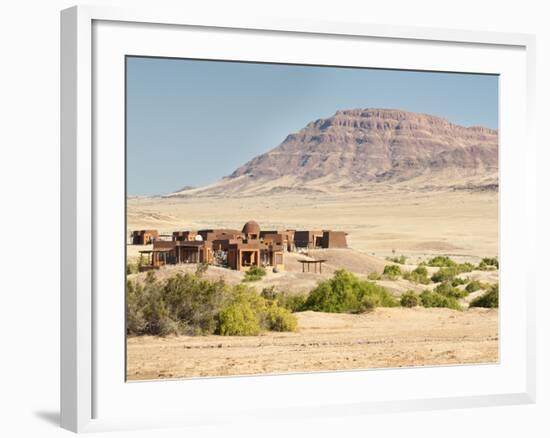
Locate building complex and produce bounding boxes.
[132,221,347,272]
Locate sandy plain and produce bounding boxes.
[127,307,498,380]
[126,189,499,380]
[127,189,498,259]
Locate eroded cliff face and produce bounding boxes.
[169,109,498,197]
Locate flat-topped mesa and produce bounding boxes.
[304,108,496,139]
[168,108,498,197]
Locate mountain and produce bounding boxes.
[167,108,498,197]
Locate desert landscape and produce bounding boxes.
[126,109,499,381]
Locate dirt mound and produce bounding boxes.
[303,248,387,275]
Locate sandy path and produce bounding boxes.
[127,307,498,380]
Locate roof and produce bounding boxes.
[242,220,260,235]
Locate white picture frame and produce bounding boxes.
[60,4,537,433]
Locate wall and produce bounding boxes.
[0,1,548,437]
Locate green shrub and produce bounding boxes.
[431,263,476,283]
[243,266,267,282]
[431,266,459,283]
[413,266,428,276]
[303,270,397,313]
[457,263,475,273]
[126,261,139,275]
[478,257,499,270]
[434,281,467,299]
[277,293,307,312]
[451,277,468,287]
[465,280,484,293]
[383,264,402,280]
[470,284,499,308]
[265,304,297,331]
[126,272,295,337]
[420,290,462,311]
[162,273,230,335]
[218,302,262,335]
[403,265,431,284]
[400,291,420,308]
[261,287,307,312]
[426,256,456,267]
[386,255,407,264]
[260,286,278,301]
[367,271,382,280]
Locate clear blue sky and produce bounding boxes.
[126,57,498,196]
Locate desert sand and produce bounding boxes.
[127,307,498,380]
[127,189,498,260]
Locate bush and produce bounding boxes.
[434,281,467,299]
[276,293,307,313]
[420,290,462,311]
[126,261,139,275]
[403,265,431,284]
[218,302,262,336]
[383,264,402,280]
[451,277,468,287]
[431,266,459,283]
[126,272,296,336]
[470,284,499,308]
[413,265,428,276]
[465,280,484,293]
[243,266,267,282]
[387,255,407,264]
[457,263,475,273]
[478,257,499,270]
[303,270,397,313]
[265,304,297,331]
[400,291,420,308]
[426,256,456,267]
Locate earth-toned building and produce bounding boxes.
[131,229,158,245]
[135,221,347,272]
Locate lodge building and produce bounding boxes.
[133,220,347,272]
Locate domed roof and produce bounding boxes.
[242,220,260,235]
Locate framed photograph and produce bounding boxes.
[61,5,536,433]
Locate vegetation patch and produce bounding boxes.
[424,256,456,268]
[386,255,407,264]
[465,279,487,293]
[451,277,468,287]
[400,291,420,308]
[261,287,308,313]
[303,270,397,313]
[382,264,402,280]
[127,272,296,336]
[420,290,462,311]
[434,281,467,299]
[403,266,431,284]
[242,266,267,282]
[478,257,499,271]
[469,284,499,308]
[431,263,474,283]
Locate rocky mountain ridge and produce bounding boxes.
[167,108,498,197]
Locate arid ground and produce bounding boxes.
[127,307,498,380]
[128,189,498,258]
[126,189,499,381]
